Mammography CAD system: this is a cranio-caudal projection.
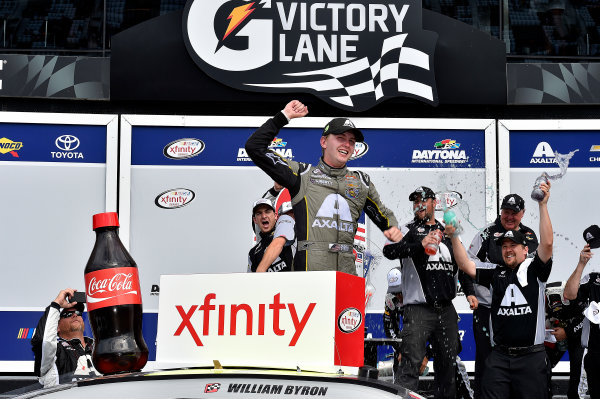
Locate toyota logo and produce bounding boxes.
[55,135,80,151]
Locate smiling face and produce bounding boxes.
[501,239,528,268]
[412,196,435,222]
[320,132,356,168]
[500,208,524,230]
[253,205,277,234]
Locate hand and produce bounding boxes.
[419,357,429,375]
[384,226,403,242]
[445,225,457,237]
[467,295,479,310]
[53,288,77,309]
[282,100,308,120]
[580,244,593,266]
[538,180,551,204]
[551,327,567,342]
[421,230,441,249]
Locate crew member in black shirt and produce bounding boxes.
[564,224,600,399]
[384,186,470,399]
[446,180,552,399]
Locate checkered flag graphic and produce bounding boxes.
[246,33,438,108]
[204,383,221,393]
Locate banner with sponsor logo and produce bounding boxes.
[119,115,495,321]
[156,271,364,371]
[0,112,118,371]
[498,120,600,285]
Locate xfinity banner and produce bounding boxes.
[183,0,438,110]
[156,271,365,372]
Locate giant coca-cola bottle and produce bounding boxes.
[85,212,148,374]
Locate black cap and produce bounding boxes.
[409,186,436,201]
[322,118,364,142]
[495,229,528,246]
[501,194,525,212]
[583,225,600,249]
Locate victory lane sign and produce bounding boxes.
[183,0,438,110]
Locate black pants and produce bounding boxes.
[585,350,600,399]
[566,338,584,399]
[397,303,459,399]
[482,348,549,399]
[473,305,492,399]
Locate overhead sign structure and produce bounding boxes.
[156,271,365,372]
[183,0,438,110]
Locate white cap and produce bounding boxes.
[252,198,275,215]
[387,268,402,294]
[584,301,600,325]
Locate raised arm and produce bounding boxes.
[564,244,592,300]
[536,181,553,263]
[445,225,477,278]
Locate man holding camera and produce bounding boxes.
[31,288,97,387]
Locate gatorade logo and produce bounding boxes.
[498,284,532,316]
[312,194,353,232]
[0,137,23,158]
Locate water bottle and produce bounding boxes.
[443,209,463,235]
[531,172,549,202]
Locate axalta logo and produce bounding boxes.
[349,142,369,160]
[337,307,362,333]
[498,284,532,316]
[237,137,293,161]
[312,194,354,232]
[411,139,468,164]
[174,293,316,346]
[0,137,23,158]
[183,0,439,111]
[530,141,557,164]
[590,144,600,163]
[164,138,205,160]
[52,135,84,159]
[155,188,195,209]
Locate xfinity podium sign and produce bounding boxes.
[156,272,365,372]
[183,0,438,111]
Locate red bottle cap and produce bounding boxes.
[93,212,120,230]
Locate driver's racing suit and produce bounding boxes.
[245,111,398,275]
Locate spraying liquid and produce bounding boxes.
[531,149,579,202]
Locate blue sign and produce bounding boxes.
[132,126,486,168]
[0,123,107,163]
[510,130,600,168]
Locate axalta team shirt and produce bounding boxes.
[476,253,552,347]
[576,272,600,352]
[383,219,460,305]
[248,215,296,272]
[468,217,538,307]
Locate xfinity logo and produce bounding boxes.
[174,293,316,346]
[52,135,84,159]
[183,0,439,111]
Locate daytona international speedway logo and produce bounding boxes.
[183,0,439,111]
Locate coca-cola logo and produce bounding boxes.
[155,188,195,209]
[88,273,134,297]
[337,307,362,333]
[163,138,205,160]
[85,267,142,311]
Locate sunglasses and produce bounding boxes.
[60,310,82,319]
